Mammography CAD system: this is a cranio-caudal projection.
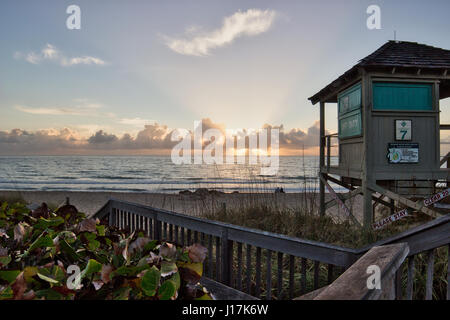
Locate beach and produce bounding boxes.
[0,190,368,222]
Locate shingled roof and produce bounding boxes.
[309,41,450,104]
[360,41,450,68]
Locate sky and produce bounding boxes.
[1,0,450,155]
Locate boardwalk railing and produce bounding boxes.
[94,199,449,300]
[359,214,450,300]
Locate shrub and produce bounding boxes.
[0,201,211,300]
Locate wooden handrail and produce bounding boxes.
[93,199,449,300]
[315,243,409,300]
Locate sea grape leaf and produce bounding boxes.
[195,293,213,300]
[14,223,26,243]
[0,286,13,300]
[59,239,79,261]
[83,232,96,242]
[88,239,101,251]
[145,252,161,265]
[141,266,160,297]
[112,265,135,277]
[23,267,38,283]
[34,216,64,230]
[21,290,36,300]
[35,288,64,300]
[179,267,201,284]
[0,228,9,239]
[51,266,66,282]
[96,225,106,236]
[187,243,208,263]
[113,287,130,300]
[11,272,27,299]
[160,261,178,277]
[178,262,203,277]
[27,233,53,253]
[77,218,97,233]
[159,242,177,260]
[170,272,181,291]
[81,259,102,279]
[0,270,21,284]
[101,265,113,284]
[143,240,157,252]
[57,231,77,244]
[37,272,59,285]
[0,256,11,268]
[158,280,177,300]
[129,237,151,256]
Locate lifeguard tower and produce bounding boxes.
[309,41,450,229]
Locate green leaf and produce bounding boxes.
[0,255,11,268]
[178,262,203,277]
[23,267,38,283]
[96,225,106,236]
[0,270,20,284]
[37,272,59,284]
[141,266,160,297]
[0,286,13,300]
[57,231,77,244]
[34,217,64,230]
[195,293,213,300]
[170,272,181,291]
[59,239,79,261]
[83,232,96,242]
[27,233,54,253]
[158,280,177,300]
[35,289,64,300]
[81,259,102,278]
[113,287,130,300]
[143,240,157,252]
[88,239,101,251]
[160,261,178,277]
[52,266,66,282]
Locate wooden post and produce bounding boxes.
[221,229,233,286]
[326,135,331,170]
[108,206,116,227]
[361,70,373,230]
[154,215,162,241]
[320,101,326,216]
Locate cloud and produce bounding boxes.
[14,44,106,66]
[264,121,326,150]
[61,56,106,66]
[0,128,83,154]
[165,9,277,56]
[118,118,155,127]
[87,130,119,144]
[0,119,323,155]
[15,101,112,117]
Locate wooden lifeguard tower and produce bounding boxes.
[309,41,450,229]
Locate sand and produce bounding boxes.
[0,190,369,222]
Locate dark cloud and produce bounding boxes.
[87,130,118,144]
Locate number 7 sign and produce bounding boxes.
[395,120,412,141]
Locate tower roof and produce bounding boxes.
[309,41,450,105]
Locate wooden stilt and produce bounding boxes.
[319,101,326,216]
[369,183,442,218]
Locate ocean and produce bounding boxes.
[0,155,339,193]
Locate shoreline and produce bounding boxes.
[0,190,367,222]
